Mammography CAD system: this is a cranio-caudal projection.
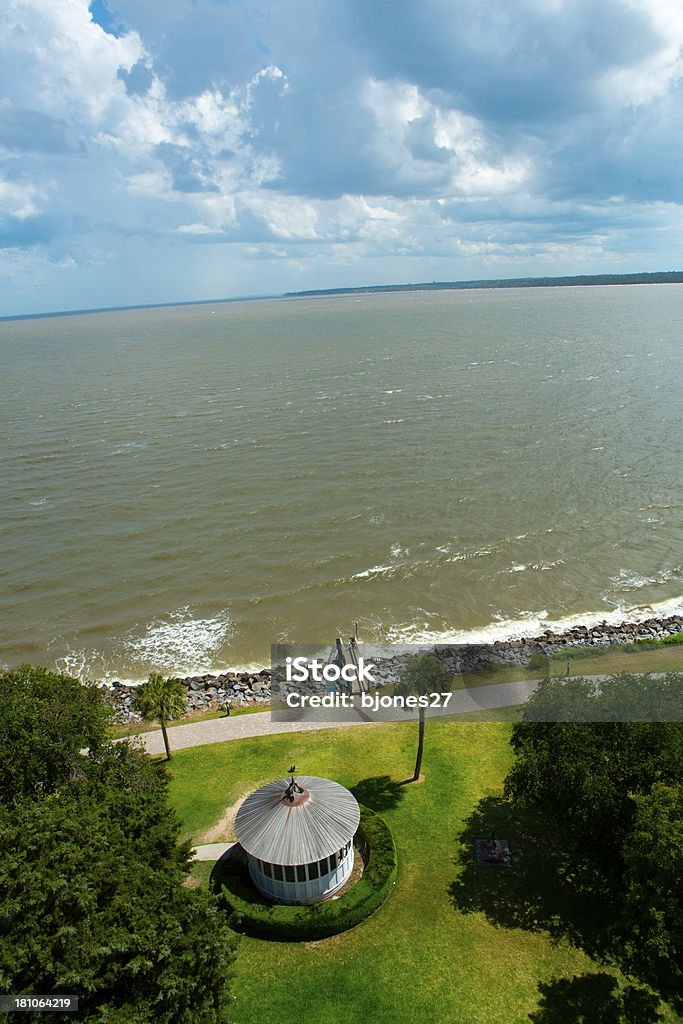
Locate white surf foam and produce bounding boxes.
[381,594,683,647]
[116,606,234,676]
[350,564,395,580]
[609,567,682,591]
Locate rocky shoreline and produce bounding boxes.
[106,613,683,723]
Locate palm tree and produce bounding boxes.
[395,654,450,782]
[132,672,187,761]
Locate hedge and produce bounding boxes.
[214,804,396,940]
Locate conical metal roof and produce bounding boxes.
[234,775,360,865]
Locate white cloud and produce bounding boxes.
[3,0,142,125]
[0,177,44,218]
[174,222,218,235]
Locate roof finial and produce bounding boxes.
[284,765,304,802]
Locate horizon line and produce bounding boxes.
[2,269,682,323]
[0,291,280,324]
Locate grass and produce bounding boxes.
[165,722,681,1024]
[107,702,265,740]
[446,643,683,690]
[552,643,683,677]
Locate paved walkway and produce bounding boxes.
[191,842,235,861]
[120,709,380,756]
[121,669,674,756]
[116,677,545,756]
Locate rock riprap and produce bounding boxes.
[106,669,272,724]
[103,614,682,723]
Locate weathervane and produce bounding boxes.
[284,764,305,802]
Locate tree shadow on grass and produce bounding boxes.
[529,973,663,1024]
[351,775,407,812]
[449,796,619,961]
[450,796,679,1017]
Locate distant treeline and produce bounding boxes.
[286,270,683,298]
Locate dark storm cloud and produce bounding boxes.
[338,0,660,123]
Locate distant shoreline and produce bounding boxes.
[285,270,683,299]
[2,270,683,323]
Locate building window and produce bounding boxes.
[308,860,319,879]
[329,852,337,870]
[318,857,328,876]
[296,865,307,882]
[263,862,272,878]
[273,863,284,881]
[285,865,295,883]
[338,847,345,862]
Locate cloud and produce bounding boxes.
[0,177,44,220]
[1,0,682,314]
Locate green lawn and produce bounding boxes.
[447,643,683,689]
[166,722,681,1024]
[552,643,683,677]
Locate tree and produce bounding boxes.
[503,675,683,1006]
[0,664,111,805]
[395,654,450,782]
[622,782,683,997]
[0,666,237,1022]
[505,674,683,857]
[132,672,187,761]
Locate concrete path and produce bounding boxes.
[120,669,673,756]
[121,709,378,756]
[191,842,235,861]
[116,677,545,756]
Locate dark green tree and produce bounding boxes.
[132,672,187,761]
[622,782,683,997]
[0,664,110,805]
[395,655,450,782]
[0,666,237,1022]
[505,674,683,858]
[503,674,683,1006]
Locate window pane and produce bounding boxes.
[285,865,295,882]
[329,852,337,870]
[308,860,319,879]
[273,864,283,881]
[263,862,272,878]
[296,865,307,882]
[318,857,328,876]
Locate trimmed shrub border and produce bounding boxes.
[214,804,397,941]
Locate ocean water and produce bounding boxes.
[1,285,682,680]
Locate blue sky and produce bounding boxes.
[1,0,682,316]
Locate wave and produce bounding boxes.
[46,591,683,683]
[111,442,147,456]
[350,564,395,580]
[609,567,682,591]
[380,593,683,647]
[114,606,234,677]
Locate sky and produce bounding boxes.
[1,0,683,316]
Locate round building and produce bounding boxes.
[234,773,360,905]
